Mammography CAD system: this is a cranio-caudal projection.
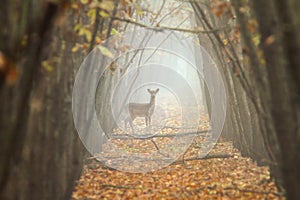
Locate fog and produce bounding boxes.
[73,0,226,172]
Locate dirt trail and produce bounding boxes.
[72,141,284,199]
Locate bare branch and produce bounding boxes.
[112,16,228,34]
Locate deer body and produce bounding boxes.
[125,88,159,132]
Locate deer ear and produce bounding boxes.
[156,88,159,93]
[147,89,151,93]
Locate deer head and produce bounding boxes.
[147,88,159,99]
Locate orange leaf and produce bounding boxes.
[264,35,276,46]
[6,68,18,85]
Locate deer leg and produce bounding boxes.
[149,117,152,131]
[145,117,148,127]
[146,117,151,132]
[129,117,135,133]
[124,119,127,130]
[124,117,129,130]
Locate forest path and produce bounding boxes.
[72,141,284,199]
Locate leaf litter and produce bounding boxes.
[72,141,284,199]
[72,107,284,199]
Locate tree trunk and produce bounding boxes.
[0,2,85,199]
[251,0,300,198]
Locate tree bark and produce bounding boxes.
[251,0,300,198]
[0,2,85,199]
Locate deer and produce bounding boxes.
[124,88,159,133]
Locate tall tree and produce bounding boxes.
[233,0,300,198]
[252,0,300,199]
[0,1,86,199]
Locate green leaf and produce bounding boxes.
[111,28,119,35]
[74,24,82,32]
[42,61,54,72]
[72,45,80,53]
[78,27,85,36]
[80,0,89,5]
[84,29,92,42]
[99,10,110,18]
[134,3,144,15]
[99,1,114,11]
[97,45,114,58]
[87,8,96,20]
[252,33,260,46]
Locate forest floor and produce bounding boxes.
[72,140,285,200]
[72,106,284,199]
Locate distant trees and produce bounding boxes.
[192,0,273,172]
